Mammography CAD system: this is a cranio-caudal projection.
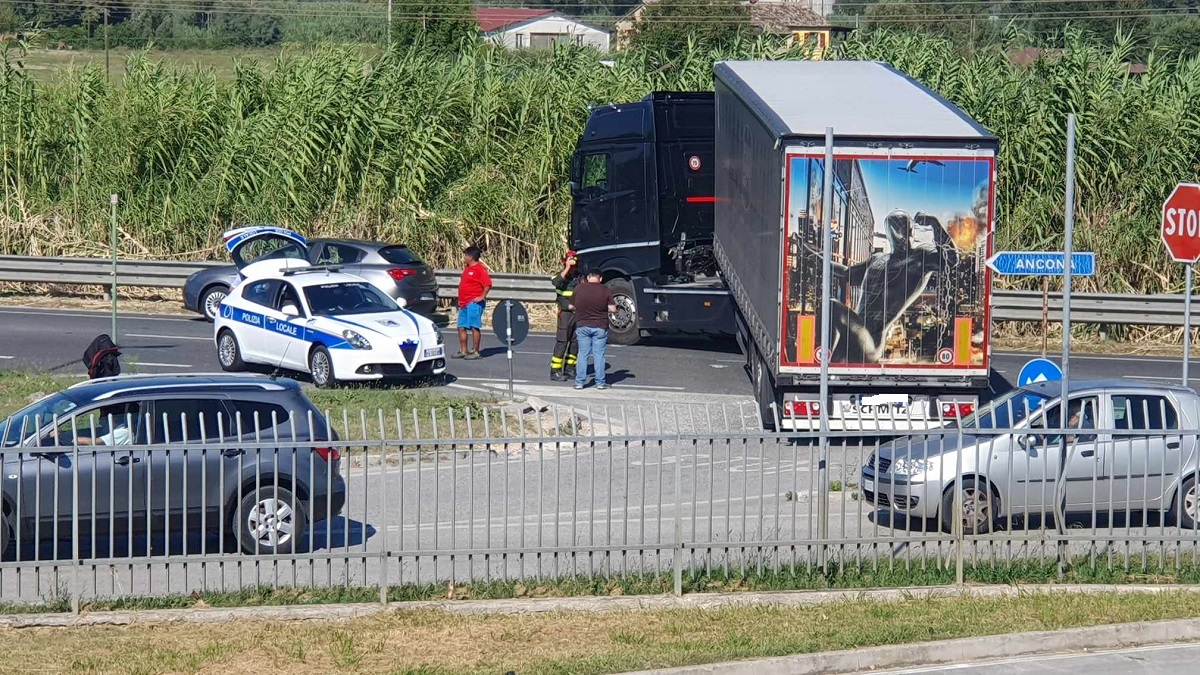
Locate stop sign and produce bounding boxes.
[1162,183,1200,263]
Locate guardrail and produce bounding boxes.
[0,254,1190,325]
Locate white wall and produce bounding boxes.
[485,16,611,53]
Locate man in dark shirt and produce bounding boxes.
[550,250,580,381]
[572,268,617,390]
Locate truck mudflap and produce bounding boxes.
[777,392,979,432]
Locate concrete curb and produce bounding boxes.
[4,583,1200,628]
[622,617,1200,674]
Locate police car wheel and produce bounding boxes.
[309,346,337,388]
[217,329,245,372]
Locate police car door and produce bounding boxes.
[267,281,309,370]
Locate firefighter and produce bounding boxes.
[550,250,580,381]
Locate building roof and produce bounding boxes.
[714,60,996,141]
[748,2,846,33]
[475,8,555,32]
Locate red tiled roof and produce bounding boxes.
[475,8,555,32]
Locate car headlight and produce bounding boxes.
[342,330,372,350]
[435,329,444,345]
[889,457,935,476]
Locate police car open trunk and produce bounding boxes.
[713,61,997,429]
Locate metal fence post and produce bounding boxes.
[817,126,835,573]
[673,428,683,597]
[71,439,81,615]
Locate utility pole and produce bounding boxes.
[104,6,110,82]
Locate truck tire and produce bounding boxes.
[605,277,641,345]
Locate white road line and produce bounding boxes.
[132,362,192,368]
[996,350,1184,365]
[0,307,196,322]
[126,333,212,342]
[455,377,533,384]
[0,356,13,360]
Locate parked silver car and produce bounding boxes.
[183,230,439,321]
[860,380,1200,534]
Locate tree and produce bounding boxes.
[628,0,751,56]
[390,0,477,54]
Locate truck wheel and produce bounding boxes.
[752,345,776,431]
[605,277,640,345]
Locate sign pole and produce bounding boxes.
[110,193,119,341]
[1041,277,1049,358]
[505,299,514,401]
[1054,113,1077,578]
[817,126,834,572]
[1185,264,1193,385]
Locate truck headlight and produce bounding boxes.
[890,458,935,476]
[342,330,372,350]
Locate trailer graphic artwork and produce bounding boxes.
[782,153,993,369]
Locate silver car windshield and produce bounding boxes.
[957,388,1051,430]
[0,394,78,447]
[304,282,399,316]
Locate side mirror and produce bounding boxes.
[568,180,580,195]
[1018,434,1037,450]
[281,303,300,318]
[394,296,407,308]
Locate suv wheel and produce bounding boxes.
[234,485,307,555]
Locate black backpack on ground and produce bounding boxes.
[83,334,121,379]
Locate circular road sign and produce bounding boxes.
[491,299,530,346]
[1162,182,1200,263]
[688,155,702,171]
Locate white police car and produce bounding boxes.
[213,228,445,386]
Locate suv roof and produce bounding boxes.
[66,373,302,403]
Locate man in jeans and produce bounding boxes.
[572,268,617,390]
[454,245,491,360]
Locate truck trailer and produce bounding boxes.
[568,60,997,431]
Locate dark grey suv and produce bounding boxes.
[0,374,346,557]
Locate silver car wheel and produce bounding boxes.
[218,333,237,367]
[246,498,294,548]
[311,350,331,385]
[961,486,991,528]
[1185,484,1200,521]
[203,289,228,321]
[610,293,637,331]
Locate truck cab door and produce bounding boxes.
[570,147,653,262]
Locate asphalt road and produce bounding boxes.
[1,305,1197,407]
[875,642,1200,674]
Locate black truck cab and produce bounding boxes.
[568,92,733,344]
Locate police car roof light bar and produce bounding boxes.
[281,264,343,276]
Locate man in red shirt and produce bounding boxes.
[454,245,492,360]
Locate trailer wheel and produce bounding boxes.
[605,277,641,345]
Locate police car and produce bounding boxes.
[213,228,446,386]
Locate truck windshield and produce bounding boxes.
[0,393,78,447]
[957,388,1050,430]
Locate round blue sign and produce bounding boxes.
[1017,358,1062,411]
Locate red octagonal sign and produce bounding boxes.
[1163,183,1200,263]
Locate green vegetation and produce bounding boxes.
[629,0,751,54]
[0,30,1197,292]
[3,589,1200,673]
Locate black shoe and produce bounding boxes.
[551,371,566,381]
[564,369,576,379]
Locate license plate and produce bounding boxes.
[862,478,874,493]
[835,394,928,416]
[423,347,443,358]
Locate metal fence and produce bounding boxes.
[3,400,1200,611]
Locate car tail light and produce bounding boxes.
[940,402,975,418]
[314,446,341,462]
[387,268,418,281]
[786,400,821,417]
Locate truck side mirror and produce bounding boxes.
[568,180,580,195]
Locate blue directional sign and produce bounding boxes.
[1018,358,1063,411]
[986,251,1095,277]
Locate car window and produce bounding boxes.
[229,400,292,434]
[152,399,230,444]
[316,243,364,265]
[276,282,303,315]
[1113,395,1178,432]
[0,393,78,446]
[304,282,399,316]
[1028,396,1099,444]
[236,235,306,266]
[581,153,609,198]
[242,279,280,308]
[60,402,146,446]
[377,246,420,265]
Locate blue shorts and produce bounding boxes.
[457,301,485,330]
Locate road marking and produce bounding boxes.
[0,356,13,360]
[132,362,192,368]
[126,333,212,342]
[996,350,1185,365]
[455,377,532,384]
[1123,375,1199,382]
[0,307,196,323]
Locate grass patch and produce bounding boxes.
[3,590,1200,674]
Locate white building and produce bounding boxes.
[476,8,611,53]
